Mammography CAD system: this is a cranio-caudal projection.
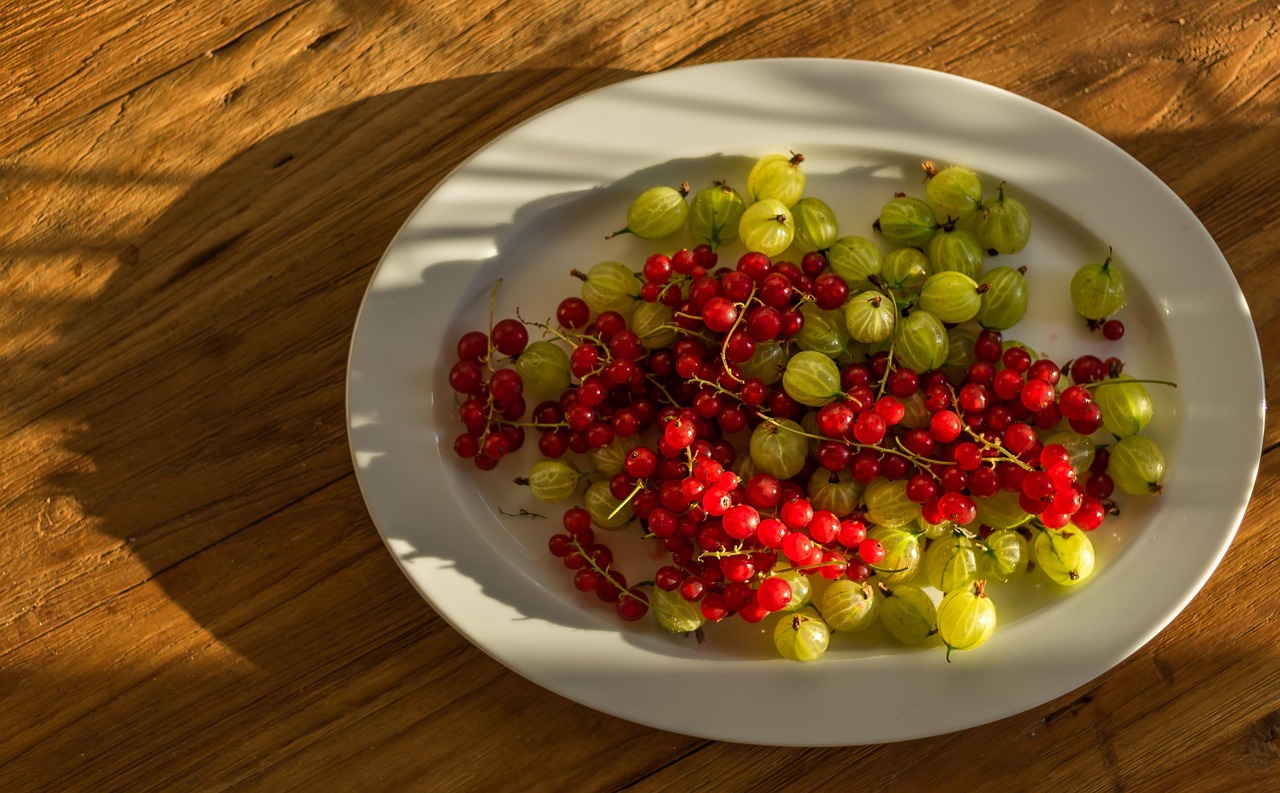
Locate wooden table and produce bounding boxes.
[3,1,1277,790]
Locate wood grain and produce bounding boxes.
[1,0,1277,790]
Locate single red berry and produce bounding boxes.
[875,396,906,425]
[1059,384,1093,421]
[881,453,910,481]
[722,556,755,583]
[1073,497,1106,529]
[837,518,868,548]
[905,474,938,504]
[992,368,1024,401]
[745,473,782,509]
[574,568,603,592]
[1020,379,1056,412]
[800,250,829,276]
[1069,355,1106,384]
[456,331,490,363]
[594,311,627,340]
[737,251,772,280]
[937,492,977,525]
[722,504,761,540]
[930,410,963,443]
[702,296,740,333]
[663,417,696,449]
[693,244,718,269]
[557,297,590,329]
[547,533,573,557]
[700,593,730,622]
[808,510,841,544]
[680,577,705,602]
[671,248,697,274]
[448,360,484,394]
[782,531,814,564]
[491,318,529,356]
[702,487,733,516]
[1027,359,1061,386]
[453,433,480,459]
[817,441,851,471]
[746,305,783,341]
[957,383,989,413]
[851,450,881,484]
[1069,402,1105,434]
[756,517,788,548]
[647,508,677,538]
[818,550,848,579]
[1002,346,1033,372]
[886,368,920,397]
[780,498,815,531]
[813,273,849,310]
[643,253,673,283]
[973,331,1003,362]
[757,576,793,612]
[1086,472,1115,499]
[940,466,969,493]
[1040,444,1072,470]
[968,466,1001,497]
[853,411,888,444]
[857,538,885,566]
[616,590,649,621]
[954,442,983,470]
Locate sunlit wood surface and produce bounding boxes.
[2,1,1277,790]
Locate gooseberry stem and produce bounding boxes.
[867,275,899,399]
[606,480,646,521]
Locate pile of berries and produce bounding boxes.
[442,156,1166,660]
[446,245,1142,630]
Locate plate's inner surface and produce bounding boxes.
[433,146,1178,658]
[349,60,1260,745]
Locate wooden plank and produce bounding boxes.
[0,0,311,157]
[627,452,1280,790]
[3,457,1273,789]
[0,0,636,653]
[0,0,1277,791]
[0,477,702,792]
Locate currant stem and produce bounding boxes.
[891,435,952,471]
[644,373,680,408]
[487,279,503,356]
[718,285,757,384]
[516,307,602,349]
[470,280,507,448]
[506,419,571,430]
[943,381,1034,471]
[665,321,719,345]
[570,537,647,604]
[757,413,949,471]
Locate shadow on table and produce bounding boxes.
[32,66,651,669]
[36,58,1267,673]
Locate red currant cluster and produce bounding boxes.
[449,318,534,469]
[447,244,1126,629]
[546,507,650,622]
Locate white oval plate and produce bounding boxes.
[346,59,1264,745]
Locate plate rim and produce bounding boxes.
[345,57,1265,745]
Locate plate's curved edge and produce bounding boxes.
[345,58,1266,746]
